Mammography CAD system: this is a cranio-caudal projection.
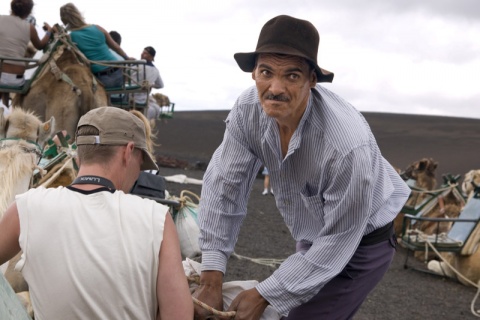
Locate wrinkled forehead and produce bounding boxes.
[255,53,311,71]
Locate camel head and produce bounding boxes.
[152,93,170,107]
[462,169,480,200]
[2,108,55,147]
[402,158,438,190]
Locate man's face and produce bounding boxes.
[252,53,316,122]
[141,50,153,62]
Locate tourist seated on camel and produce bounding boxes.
[108,30,124,61]
[0,0,53,105]
[59,3,133,88]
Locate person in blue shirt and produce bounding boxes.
[59,3,132,88]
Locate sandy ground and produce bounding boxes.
[153,111,480,320]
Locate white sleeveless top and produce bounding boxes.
[0,15,30,66]
[16,186,168,320]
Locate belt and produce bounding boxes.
[94,67,118,77]
[360,221,394,246]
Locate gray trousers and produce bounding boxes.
[283,233,397,320]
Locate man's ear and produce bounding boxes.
[119,142,132,164]
[124,142,136,160]
[310,70,317,88]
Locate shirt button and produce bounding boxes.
[284,200,289,205]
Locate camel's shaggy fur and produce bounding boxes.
[462,169,480,201]
[428,249,480,287]
[0,143,40,218]
[151,92,171,107]
[13,31,108,141]
[405,158,438,196]
[0,108,55,218]
[0,108,54,286]
[394,158,439,235]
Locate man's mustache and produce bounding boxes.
[264,93,290,102]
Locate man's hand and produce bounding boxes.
[193,270,224,320]
[226,287,269,320]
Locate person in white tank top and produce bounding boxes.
[0,107,193,319]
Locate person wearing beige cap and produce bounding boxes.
[194,15,410,319]
[0,107,193,319]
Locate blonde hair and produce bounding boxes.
[60,3,87,30]
[129,110,157,154]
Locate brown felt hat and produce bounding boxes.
[76,107,158,171]
[234,15,334,83]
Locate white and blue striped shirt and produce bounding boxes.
[199,84,410,315]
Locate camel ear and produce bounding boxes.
[417,160,427,171]
[0,108,5,139]
[38,116,56,144]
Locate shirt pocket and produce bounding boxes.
[299,185,325,223]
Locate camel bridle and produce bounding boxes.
[0,138,43,158]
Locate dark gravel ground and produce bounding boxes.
[153,111,480,320]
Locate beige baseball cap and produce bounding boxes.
[76,107,158,171]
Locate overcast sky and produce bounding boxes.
[2,0,479,118]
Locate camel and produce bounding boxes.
[402,172,472,262]
[0,108,55,219]
[427,247,480,287]
[152,92,171,107]
[396,159,467,262]
[397,159,464,233]
[394,158,439,235]
[148,92,174,123]
[0,107,54,286]
[12,28,108,142]
[462,169,480,201]
[403,157,438,192]
[426,206,480,287]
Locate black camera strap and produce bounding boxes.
[71,175,116,191]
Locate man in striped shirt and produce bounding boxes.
[194,15,410,320]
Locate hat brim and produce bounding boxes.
[141,149,158,171]
[234,50,334,83]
